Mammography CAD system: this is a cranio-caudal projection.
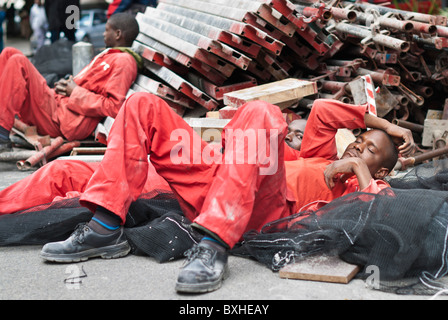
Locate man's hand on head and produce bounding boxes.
[385,125,415,158]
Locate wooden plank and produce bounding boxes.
[279,255,360,284]
[223,78,318,108]
[187,118,231,142]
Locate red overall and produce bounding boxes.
[0,47,137,141]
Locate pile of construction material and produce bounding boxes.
[128,0,448,166]
[131,0,448,125]
[7,0,448,169]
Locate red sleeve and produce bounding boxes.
[360,179,390,193]
[67,52,137,118]
[300,99,368,160]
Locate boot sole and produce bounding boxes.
[175,264,230,294]
[40,241,131,263]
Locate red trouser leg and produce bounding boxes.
[79,93,218,223]
[0,160,99,215]
[0,47,61,137]
[193,101,293,247]
[0,159,170,216]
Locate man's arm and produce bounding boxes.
[300,99,369,160]
[65,53,138,118]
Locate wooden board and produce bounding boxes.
[187,118,231,143]
[279,255,360,284]
[223,78,318,108]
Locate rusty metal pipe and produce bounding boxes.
[433,131,447,159]
[319,80,349,93]
[319,92,352,103]
[329,7,357,22]
[344,2,447,25]
[295,4,333,22]
[394,145,448,170]
[355,12,414,33]
[392,119,424,133]
[393,93,410,107]
[436,25,448,38]
[0,150,37,162]
[412,85,434,98]
[335,22,410,52]
[357,67,401,86]
[409,21,437,36]
[398,83,424,107]
[16,137,64,170]
[48,141,82,158]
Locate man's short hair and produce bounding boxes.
[379,129,399,172]
[108,13,140,46]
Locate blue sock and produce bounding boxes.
[88,207,121,234]
[202,236,226,249]
[91,217,120,231]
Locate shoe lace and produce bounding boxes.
[71,223,90,245]
[184,245,214,266]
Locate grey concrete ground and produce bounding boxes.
[0,38,446,302]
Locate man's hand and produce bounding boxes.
[324,158,372,190]
[54,76,78,97]
[384,124,415,157]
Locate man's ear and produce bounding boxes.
[115,29,123,41]
[374,167,390,180]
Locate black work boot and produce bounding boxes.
[40,223,131,263]
[175,240,229,293]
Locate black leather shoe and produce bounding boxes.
[175,241,229,293]
[40,223,131,263]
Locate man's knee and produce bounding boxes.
[1,47,23,59]
[125,92,170,114]
[4,51,29,69]
[234,100,286,130]
[240,100,284,118]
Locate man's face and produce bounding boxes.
[285,119,307,151]
[341,129,391,176]
[103,22,117,48]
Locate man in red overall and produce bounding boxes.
[0,13,141,152]
[39,92,414,293]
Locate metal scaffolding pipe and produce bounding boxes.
[335,22,410,52]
